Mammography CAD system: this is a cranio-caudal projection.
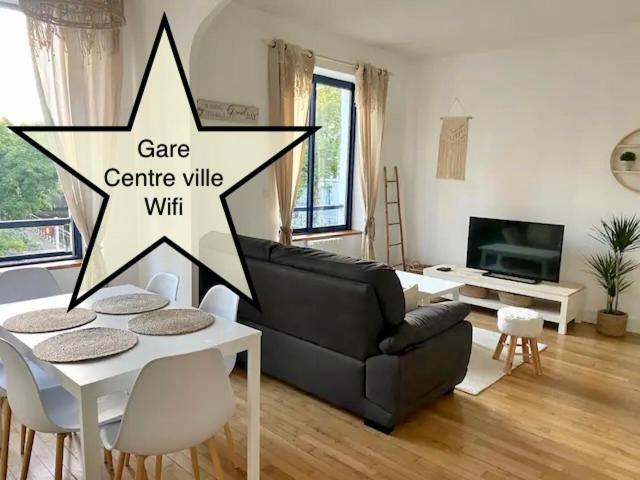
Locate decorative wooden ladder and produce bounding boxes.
[383,166,406,270]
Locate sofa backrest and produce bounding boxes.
[234,236,406,361]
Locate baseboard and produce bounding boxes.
[580,308,640,334]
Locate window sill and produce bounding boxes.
[0,258,82,272]
[292,230,362,242]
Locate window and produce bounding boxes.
[0,5,82,266]
[293,74,356,233]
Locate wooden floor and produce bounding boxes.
[3,308,640,479]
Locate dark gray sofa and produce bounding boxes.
[199,236,472,432]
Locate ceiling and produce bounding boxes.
[236,0,640,56]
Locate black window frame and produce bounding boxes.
[293,73,356,234]
[0,218,83,267]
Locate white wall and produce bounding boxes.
[190,2,418,260]
[406,27,640,331]
[118,0,230,306]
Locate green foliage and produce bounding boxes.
[590,215,640,254]
[298,83,346,203]
[620,151,636,162]
[586,215,640,314]
[0,230,37,256]
[0,118,61,221]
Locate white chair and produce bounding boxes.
[0,339,126,480]
[0,359,59,480]
[145,272,180,301]
[0,267,62,472]
[199,285,240,375]
[101,349,236,480]
[0,267,61,304]
[198,285,241,472]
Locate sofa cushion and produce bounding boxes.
[270,244,405,327]
[238,235,279,261]
[379,301,471,354]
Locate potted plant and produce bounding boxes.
[619,151,636,171]
[586,215,640,336]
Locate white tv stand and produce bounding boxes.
[424,265,586,335]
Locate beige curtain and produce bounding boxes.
[355,64,389,260]
[28,17,122,284]
[268,39,315,244]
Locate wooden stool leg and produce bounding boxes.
[135,456,147,480]
[54,433,65,480]
[190,447,201,480]
[155,455,163,480]
[20,429,35,480]
[206,438,225,480]
[1,400,12,480]
[125,452,131,467]
[223,423,240,470]
[521,338,531,363]
[20,425,26,455]
[504,336,518,375]
[530,339,543,375]
[492,333,508,360]
[115,452,126,480]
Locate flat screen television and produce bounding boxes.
[466,217,565,283]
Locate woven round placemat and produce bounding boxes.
[128,309,215,336]
[92,293,169,315]
[33,327,138,363]
[3,308,96,334]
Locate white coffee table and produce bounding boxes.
[396,270,463,304]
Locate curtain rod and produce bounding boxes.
[263,40,392,75]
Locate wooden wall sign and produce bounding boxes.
[196,99,259,124]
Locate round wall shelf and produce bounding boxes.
[611,129,640,193]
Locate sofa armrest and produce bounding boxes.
[379,301,471,354]
[365,320,472,429]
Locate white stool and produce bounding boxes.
[493,307,543,375]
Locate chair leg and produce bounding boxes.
[530,339,543,375]
[20,425,26,455]
[223,423,240,470]
[20,429,35,480]
[105,449,115,472]
[190,447,201,480]
[115,452,126,480]
[135,456,147,480]
[0,400,11,480]
[492,333,508,360]
[54,433,65,480]
[504,336,518,375]
[205,438,225,480]
[155,455,163,480]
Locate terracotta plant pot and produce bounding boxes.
[621,161,635,171]
[596,310,628,337]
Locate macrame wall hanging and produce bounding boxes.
[436,98,472,180]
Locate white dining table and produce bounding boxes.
[0,284,262,480]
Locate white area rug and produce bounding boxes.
[455,327,547,395]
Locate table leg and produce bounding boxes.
[452,289,460,301]
[247,336,261,480]
[79,392,102,479]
